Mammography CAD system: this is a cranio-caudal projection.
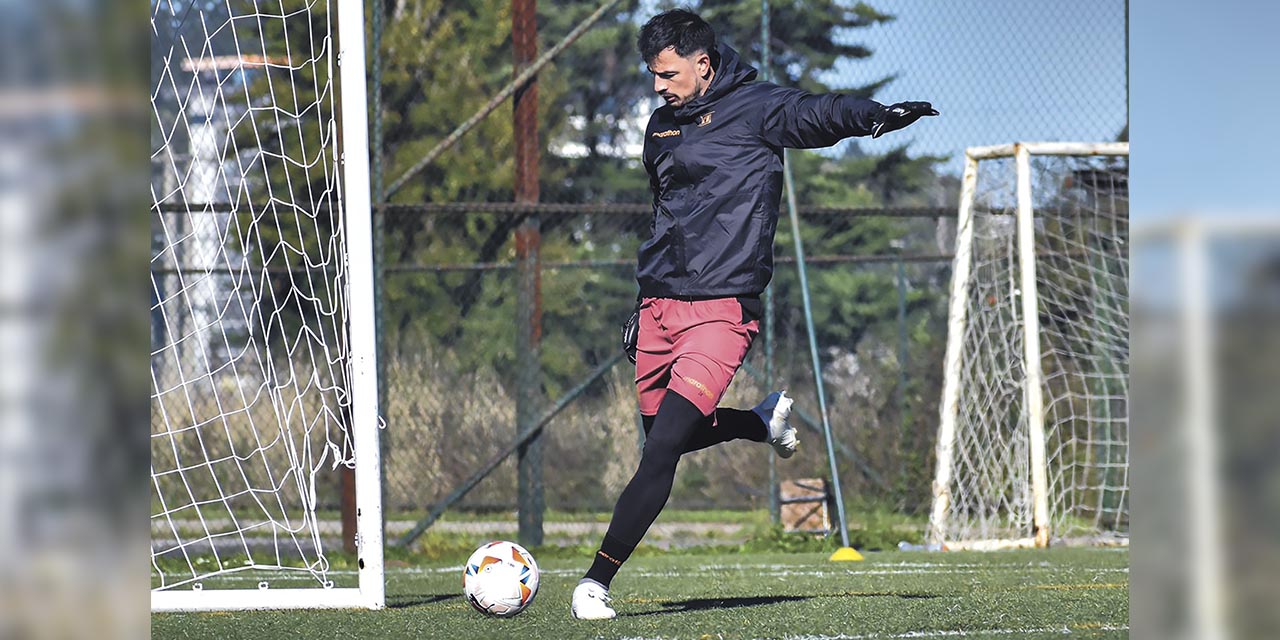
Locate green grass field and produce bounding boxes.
[151,547,1128,639]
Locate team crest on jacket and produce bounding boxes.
[696,111,714,127]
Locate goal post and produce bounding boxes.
[929,142,1130,550]
[150,0,383,610]
[336,0,387,611]
[1131,216,1280,640]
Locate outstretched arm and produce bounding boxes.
[759,85,937,148]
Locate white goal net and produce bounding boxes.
[150,0,382,610]
[929,143,1129,549]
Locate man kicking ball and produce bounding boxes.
[572,8,937,620]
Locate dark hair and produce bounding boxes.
[638,9,716,64]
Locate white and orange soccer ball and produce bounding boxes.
[462,540,540,617]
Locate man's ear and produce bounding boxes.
[696,51,712,79]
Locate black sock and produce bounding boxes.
[583,533,634,588]
[585,392,703,588]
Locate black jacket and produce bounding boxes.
[638,43,884,299]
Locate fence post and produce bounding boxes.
[782,152,854,555]
[761,0,780,526]
[894,240,908,501]
[513,0,544,548]
[362,0,386,554]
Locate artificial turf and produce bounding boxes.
[151,547,1128,639]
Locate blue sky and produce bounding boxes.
[837,0,1278,220]
[639,1,1274,220]
[633,0,1130,177]
[1131,0,1280,220]
[838,0,1127,169]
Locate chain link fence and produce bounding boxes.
[374,203,954,507]
[368,0,1126,545]
[150,0,1127,547]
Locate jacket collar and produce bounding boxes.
[673,43,758,120]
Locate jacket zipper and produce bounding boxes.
[657,202,687,287]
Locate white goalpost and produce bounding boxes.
[929,142,1129,550]
[150,0,383,610]
[1131,216,1280,640]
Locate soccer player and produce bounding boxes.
[570,9,937,619]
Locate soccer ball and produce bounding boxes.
[462,540,540,617]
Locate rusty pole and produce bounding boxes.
[341,460,356,553]
[513,0,544,548]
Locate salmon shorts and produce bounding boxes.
[634,296,762,417]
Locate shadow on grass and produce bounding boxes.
[623,595,811,617]
[622,591,942,617]
[387,593,461,608]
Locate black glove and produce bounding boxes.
[871,101,939,139]
[621,302,640,364]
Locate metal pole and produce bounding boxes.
[782,155,851,551]
[761,0,779,526]
[369,201,955,218]
[371,0,384,206]
[371,0,386,393]
[895,244,908,500]
[369,0,388,547]
[513,0,544,548]
[340,463,357,553]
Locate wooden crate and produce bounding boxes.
[780,478,830,534]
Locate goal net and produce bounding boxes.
[929,143,1129,549]
[150,0,382,610]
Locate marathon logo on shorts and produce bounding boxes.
[651,129,681,138]
[682,376,714,399]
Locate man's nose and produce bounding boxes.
[653,77,666,94]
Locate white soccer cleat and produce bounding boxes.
[571,579,617,620]
[754,391,797,458]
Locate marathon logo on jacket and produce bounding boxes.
[651,129,681,138]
